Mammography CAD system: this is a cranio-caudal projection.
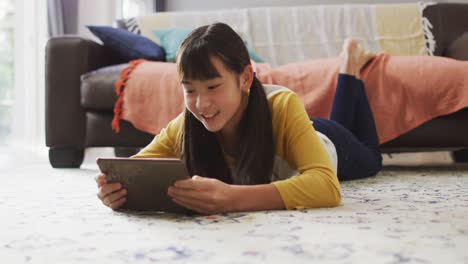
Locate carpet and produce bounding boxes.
[1,150,467,263]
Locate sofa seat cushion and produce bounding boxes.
[381,107,468,152]
[445,31,468,60]
[80,64,127,111]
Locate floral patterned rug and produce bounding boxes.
[1,160,467,263]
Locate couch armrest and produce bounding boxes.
[445,31,468,61]
[45,36,123,148]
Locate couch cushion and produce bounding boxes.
[445,31,468,61]
[80,64,128,111]
[85,111,154,146]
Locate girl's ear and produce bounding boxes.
[240,64,254,93]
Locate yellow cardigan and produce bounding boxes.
[133,85,341,209]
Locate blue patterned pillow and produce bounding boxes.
[87,26,165,62]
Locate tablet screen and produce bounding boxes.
[96,157,193,214]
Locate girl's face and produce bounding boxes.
[181,56,253,137]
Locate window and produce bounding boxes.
[0,0,14,145]
[121,0,155,18]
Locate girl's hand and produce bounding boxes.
[95,173,127,210]
[168,175,236,215]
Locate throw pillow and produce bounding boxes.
[87,26,165,62]
[153,28,265,63]
[153,28,192,62]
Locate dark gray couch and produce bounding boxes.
[45,3,468,168]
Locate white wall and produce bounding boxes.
[77,0,119,40]
[165,0,468,11]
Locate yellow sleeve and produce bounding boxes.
[271,93,341,209]
[131,113,184,158]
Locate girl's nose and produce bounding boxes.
[196,94,212,111]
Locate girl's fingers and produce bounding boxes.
[174,176,212,190]
[172,197,210,214]
[109,196,127,210]
[103,188,127,206]
[97,182,122,200]
[95,174,107,187]
[168,187,211,203]
[97,179,106,188]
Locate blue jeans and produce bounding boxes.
[312,74,382,181]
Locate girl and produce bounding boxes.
[96,23,382,214]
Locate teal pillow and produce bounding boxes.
[245,42,264,63]
[153,28,192,62]
[153,28,264,63]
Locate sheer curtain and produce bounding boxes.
[47,0,64,36]
[48,0,79,36]
[10,0,155,155]
[11,0,48,154]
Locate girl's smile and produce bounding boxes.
[201,111,220,123]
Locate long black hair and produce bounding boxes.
[175,22,274,185]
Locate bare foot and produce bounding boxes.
[340,38,375,79]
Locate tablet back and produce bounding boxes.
[97,158,193,214]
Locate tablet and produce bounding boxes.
[96,157,194,214]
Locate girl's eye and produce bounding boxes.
[208,84,221,90]
[184,90,194,94]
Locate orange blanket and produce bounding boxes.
[113,54,468,144]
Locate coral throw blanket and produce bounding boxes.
[112,55,468,144]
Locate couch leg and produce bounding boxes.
[451,149,468,163]
[49,147,84,168]
[114,147,140,157]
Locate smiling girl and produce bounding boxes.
[96,22,382,214]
